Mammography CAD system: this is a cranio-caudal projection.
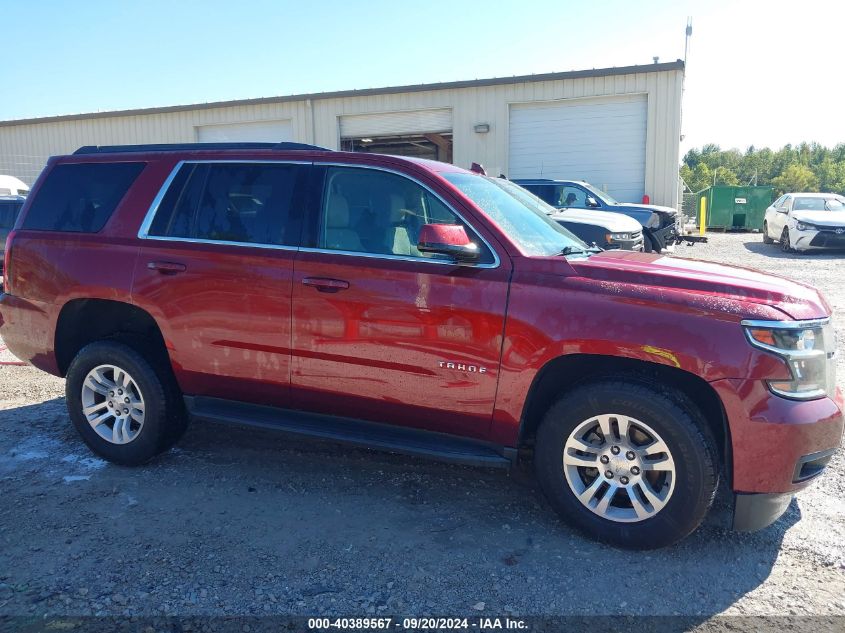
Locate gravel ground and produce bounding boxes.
[0,233,844,625]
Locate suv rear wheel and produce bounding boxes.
[534,380,718,549]
[65,341,187,465]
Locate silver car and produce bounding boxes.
[763,192,845,252]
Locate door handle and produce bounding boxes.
[302,277,350,293]
[147,261,187,275]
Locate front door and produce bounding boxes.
[290,165,510,439]
[769,195,792,236]
[132,160,307,407]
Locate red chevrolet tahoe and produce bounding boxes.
[1,143,841,549]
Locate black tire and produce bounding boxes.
[762,222,774,244]
[780,227,792,252]
[65,340,187,465]
[534,380,718,549]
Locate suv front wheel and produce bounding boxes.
[534,380,718,549]
[66,341,187,465]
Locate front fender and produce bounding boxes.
[489,267,790,445]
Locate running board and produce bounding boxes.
[184,396,514,469]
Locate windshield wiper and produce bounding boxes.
[557,245,602,257]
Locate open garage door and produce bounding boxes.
[196,119,293,143]
[340,109,453,163]
[508,95,647,202]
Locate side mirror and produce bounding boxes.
[586,196,599,208]
[777,207,788,214]
[417,224,480,264]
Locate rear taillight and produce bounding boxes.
[2,230,14,295]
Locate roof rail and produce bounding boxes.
[73,142,330,155]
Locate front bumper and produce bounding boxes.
[650,222,678,251]
[712,379,843,531]
[790,226,845,251]
[732,491,794,531]
[732,447,838,531]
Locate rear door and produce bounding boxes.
[132,160,308,408]
[290,164,511,439]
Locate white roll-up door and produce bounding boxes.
[196,119,293,143]
[508,95,647,202]
[339,109,452,137]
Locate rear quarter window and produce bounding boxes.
[22,162,145,232]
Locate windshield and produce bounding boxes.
[794,197,845,211]
[443,173,588,256]
[580,181,619,205]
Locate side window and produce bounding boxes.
[783,196,792,211]
[319,167,491,262]
[22,162,145,232]
[558,185,588,208]
[773,195,786,208]
[523,185,557,206]
[148,162,302,246]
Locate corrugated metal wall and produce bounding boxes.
[0,67,683,208]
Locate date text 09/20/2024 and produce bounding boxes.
[308,617,527,630]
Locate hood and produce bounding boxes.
[618,202,679,216]
[552,209,641,232]
[792,210,845,226]
[566,250,830,320]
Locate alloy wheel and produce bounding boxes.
[562,414,676,523]
[781,228,791,252]
[80,364,146,444]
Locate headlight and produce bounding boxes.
[743,319,837,400]
[606,232,630,242]
[795,221,815,231]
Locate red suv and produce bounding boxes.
[1,143,841,549]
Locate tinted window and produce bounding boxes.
[149,163,302,246]
[319,167,492,262]
[0,201,24,229]
[521,184,589,207]
[522,185,557,205]
[22,162,144,232]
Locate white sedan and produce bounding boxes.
[763,192,845,252]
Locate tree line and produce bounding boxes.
[680,143,845,195]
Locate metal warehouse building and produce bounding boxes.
[0,60,684,207]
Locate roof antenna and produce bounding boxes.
[684,17,693,67]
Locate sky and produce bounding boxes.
[2,0,844,155]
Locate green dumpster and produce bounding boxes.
[697,185,774,230]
